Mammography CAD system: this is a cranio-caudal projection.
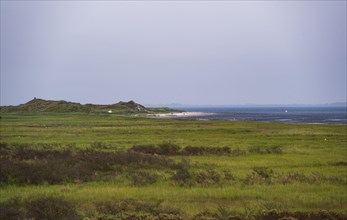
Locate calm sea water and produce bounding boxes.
[175,106,347,124]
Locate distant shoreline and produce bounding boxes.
[148,106,347,124]
[149,112,216,118]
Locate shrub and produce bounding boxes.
[0,147,176,185]
[158,143,181,155]
[0,143,10,160]
[130,144,159,155]
[192,210,217,220]
[279,217,298,220]
[95,199,180,217]
[172,159,194,186]
[279,172,308,184]
[244,167,274,185]
[253,167,274,179]
[157,213,184,220]
[215,205,241,220]
[223,170,235,181]
[0,197,26,220]
[11,147,73,161]
[129,143,181,156]
[95,200,123,215]
[29,161,68,184]
[114,151,174,169]
[181,146,206,155]
[0,159,77,184]
[215,146,232,155]
[231,148,246,156]
[267,146,283,154]
[196,168,221,186]
[130,144,232,156]
[334,161,347,166]
[256,210,347,220]
[77,149,118,171]
[182,146,231,156]
[248,146,283,154]
[26,196,81,220]
[279,172,343,184]
[129,171,159,186]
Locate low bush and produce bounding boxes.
[244,167,274,185]
[196,168,221,187]
[0,197,26,220]
[113,151,174,169]
[158,143,181,155]
[244,169,343,185]
[279,172,343,185]
[131,144,284,157]
[192,210,217,220]
[215,205,241,220]
[95,199,181,217]
[248,146,283,154]
[0,147,174,185]
[230,148,246,156]
[130,144,159,155]
[256,209,346,220]
[172,159,194,186]
[26,196,81,220]
[130,144,231,156]
[129,171,159,186]
[223,170,235,181]
[172,162,226,187]
[279,172,308,184]
[130,143,180,156]
[0,196,80,220]
[334,161,347,166]
[182,146,231,156]
[2,196,347,220]
[253,167,274,179]
[15,148,72,161]
[193,208,347,220]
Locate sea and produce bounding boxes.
[174,106,347,124]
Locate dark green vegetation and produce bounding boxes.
[1,196,346,220]
[0,98,179,114]
[0,113,346,219]
[4,144,319,186]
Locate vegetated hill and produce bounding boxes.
[0,98,180,114]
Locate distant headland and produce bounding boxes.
[0,98,180,114]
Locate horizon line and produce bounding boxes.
[0,97,346,107]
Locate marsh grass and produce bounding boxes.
[0,113,346,218]
[1,194,346,220]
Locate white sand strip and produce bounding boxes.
[149,112,216,118]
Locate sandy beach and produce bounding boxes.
[149,112,216,118]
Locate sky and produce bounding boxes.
[1,1,346,106]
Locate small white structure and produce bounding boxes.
[108,110,112,113]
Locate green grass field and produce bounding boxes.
[0,113,346,219]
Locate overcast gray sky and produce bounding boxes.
[1,1,346,106]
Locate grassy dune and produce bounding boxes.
[0,113,346,219]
